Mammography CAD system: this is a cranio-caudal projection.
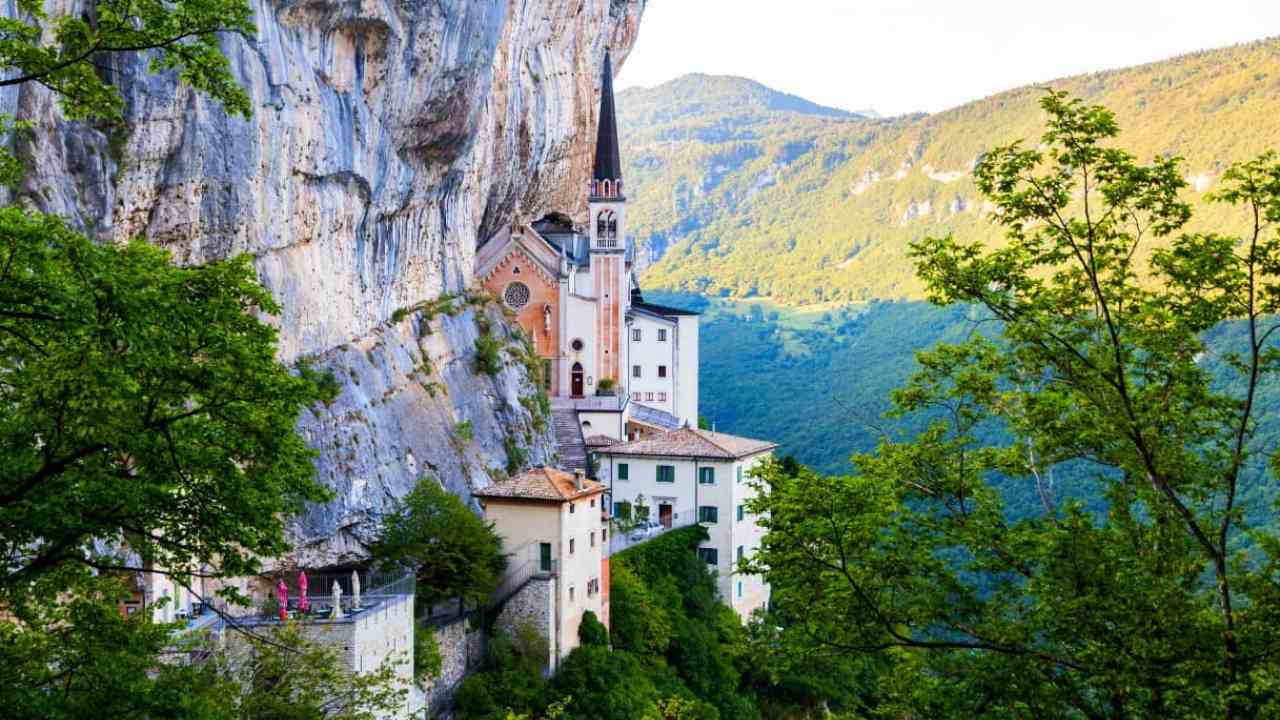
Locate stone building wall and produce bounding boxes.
[494,576,557,672]
[421,614,487,717]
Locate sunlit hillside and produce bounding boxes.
[622,39,1280,304]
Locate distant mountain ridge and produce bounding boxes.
[620,74,863,123]
[620,39,1280,304]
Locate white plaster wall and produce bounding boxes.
[564,293,599,394]
[675,315,700,427]
[626,314,678,416]
[602,452,771,620]
[556,492,608,660]
[730,452,771,619]
[578,410,626,441]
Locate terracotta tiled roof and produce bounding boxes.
[473,466,605,503]
[597,427,777,460]
[584,434,619,448]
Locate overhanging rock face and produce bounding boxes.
[5,0,646,565]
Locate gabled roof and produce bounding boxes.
[474,466,605,503]
[598,427,777,460]
[593,49,622,183]
[476,224,564,285]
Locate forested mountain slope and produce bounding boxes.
[622,39,1280,303]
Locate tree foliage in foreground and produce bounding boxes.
[0,211,336,715]
[749,92,1280,718]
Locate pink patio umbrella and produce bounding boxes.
[298,571,310,613]
[276,578,288,622]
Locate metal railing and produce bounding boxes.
[217,571,414,627]
[609,506,697,555]
[490,541,559,608]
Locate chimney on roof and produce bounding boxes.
[573,468,586,490]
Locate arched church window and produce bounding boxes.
[602,179,612,197]
[504,282,531,310]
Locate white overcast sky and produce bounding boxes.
[617,0,1280,116]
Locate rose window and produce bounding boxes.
[504,282,531,310]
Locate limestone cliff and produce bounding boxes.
[5,0,644,565]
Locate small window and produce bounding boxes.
[645,391,654,401]
[657,392,668,402]
[658,365,668,378]
[618,463,629,481]
[657,465,675,483]
[569,585,575,601]
[613,501,624,516]
[570,502,576,514]
[737,504,745,521]
[540,543,553,572]
[699,467,715,485]
[590,531,596,547]
[569,538,575,554]
[658,328,668,342]
[632,328,642,342]
[541,359,552,391]
[602,527,608,542]
[632,365,642,378]
[590,498,595,508]
[699,506,719,524]
[736,466,744,483]
[697,548,718,565]
[737,581,743,598]
[737,545,745,562]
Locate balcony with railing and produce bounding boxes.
[609,506,697,555]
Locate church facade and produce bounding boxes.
[477,51,699,439]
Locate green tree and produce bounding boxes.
[0,217,331,599]
[217,621,406,720]
[749,92,1280,718]
[371,479,506,610]
[0,0,253,124]
[0,214,334,716]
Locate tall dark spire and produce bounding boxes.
[592,49,622,185]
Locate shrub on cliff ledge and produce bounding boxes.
[372,479,506,610]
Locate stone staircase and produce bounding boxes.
[552,408,589,474]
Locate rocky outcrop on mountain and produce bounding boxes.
[4,0,644,564]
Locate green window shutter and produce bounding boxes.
[736,466,743,483]
[657,465,675,483]
[699,506,718,524]
[618,463,629,480]
[736,504,745,521]
[698,548,718,565]
[539,543,552,572]
[699,467,715,484]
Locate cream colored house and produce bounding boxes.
[593,427,776,620]
[475,467,609,672]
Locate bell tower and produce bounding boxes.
[588,49,628,388]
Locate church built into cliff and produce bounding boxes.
[477,50,699,464]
